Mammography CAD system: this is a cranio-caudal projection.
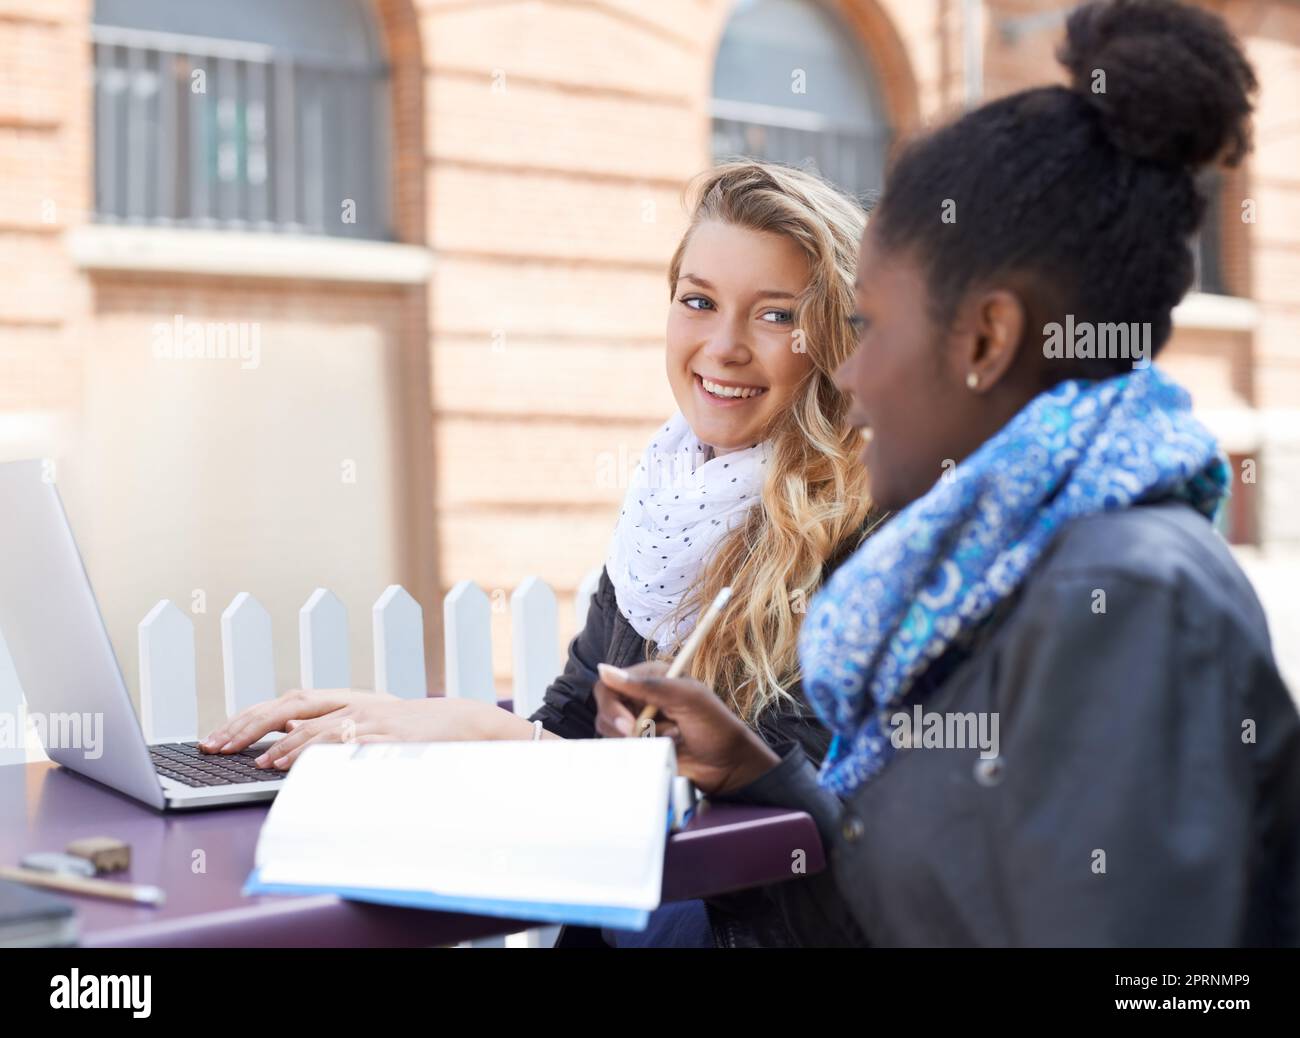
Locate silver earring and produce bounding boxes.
[966,372,980,390]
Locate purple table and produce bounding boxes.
[0,760,824,947]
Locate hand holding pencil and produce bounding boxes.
[631,586,732,736]
[593,587,781,796]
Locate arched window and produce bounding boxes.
[1192,171,1227,295]
[92,0,390,238]
[712,0,890,200]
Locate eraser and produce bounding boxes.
[65,836,131,874]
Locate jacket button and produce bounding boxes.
[842,815,865,842]
[973,756,1004,787]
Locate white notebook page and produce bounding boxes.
[254,738,676,912]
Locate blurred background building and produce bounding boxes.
[2,0,1297,731]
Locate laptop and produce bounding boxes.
[0,459,284,810]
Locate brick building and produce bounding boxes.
[2,0,1297,724]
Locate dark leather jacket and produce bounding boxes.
[530,532,871,946]
[716,502,1300,946]
[530,568,833,757]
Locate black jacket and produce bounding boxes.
[529,550,858,947]
[717,501,1300,946]
[530,568,831,761]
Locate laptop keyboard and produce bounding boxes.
[150,742,285,787]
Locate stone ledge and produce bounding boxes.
[1173,292,1259,332]
[66,225,433,285]
[1197,407,1300,453]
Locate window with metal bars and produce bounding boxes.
[92,0,391,239]
[1192,170,1228,296]
[711,0,891,203]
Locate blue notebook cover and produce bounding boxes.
[243,868,651,931]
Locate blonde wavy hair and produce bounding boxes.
[658,161,879,724]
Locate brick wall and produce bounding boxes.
[1,0,1298,697]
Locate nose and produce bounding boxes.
[699,313,751,367]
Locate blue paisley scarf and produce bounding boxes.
[799,366,1229,796]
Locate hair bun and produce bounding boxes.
[1058,0,1256,169]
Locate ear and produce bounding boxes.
[953,289,1027,393]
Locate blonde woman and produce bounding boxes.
[202,162,881,945]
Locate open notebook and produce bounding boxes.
[243,738,677,930]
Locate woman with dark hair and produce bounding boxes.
[595,0,1300,946]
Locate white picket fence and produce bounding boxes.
[0,568,604,764]
[135,568,605,743]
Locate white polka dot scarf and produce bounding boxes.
[606,412,770,650]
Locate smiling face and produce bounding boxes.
[666,221,813,453]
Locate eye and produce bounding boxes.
[680,295,714,312]
[760,309,793,324]
[849,314,870,338]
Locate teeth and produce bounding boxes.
[701,377,767,400]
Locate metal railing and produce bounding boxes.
[92,25,390,239]
[715,99,1231,299]
[711,99,890,205]
[1192,171,1227,296]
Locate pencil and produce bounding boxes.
[630,586,732,736]
[0,865,166,906]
